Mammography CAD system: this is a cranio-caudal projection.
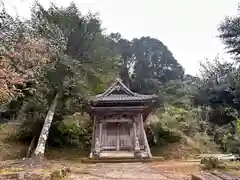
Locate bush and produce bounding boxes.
[146,104,221,157]
[48,113,92,148]
[15,112,92,149]
[146,123,181,146]
[157,105,202,136]
[214,124,240,155]
[15,119,43,144]
[200,157,223,170]
[147,105,202,147]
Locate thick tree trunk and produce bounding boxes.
[33,92,60,157]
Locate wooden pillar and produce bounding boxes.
[116,123,120,151]
[133,117,141,157]
[90,116,96,158]
[99,120,102,148]
[140,113,152,158]
[133,119,137,147]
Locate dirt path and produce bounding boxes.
[0,159,200,179]
[66,161,200,180]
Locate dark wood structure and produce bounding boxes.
[88,78,157,158]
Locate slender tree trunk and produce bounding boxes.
[33,92,60,157]
[26,136,36,158]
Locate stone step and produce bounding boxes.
[80,156,164,164]
[100,151,135,158]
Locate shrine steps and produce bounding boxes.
[100,151,137,158]
[80,156,164,164]
[81,151,164,163]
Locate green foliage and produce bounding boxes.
[15,113,92,149]
[237,119,240,135]
[28,2,118,105]
[214,126,240,154]
[16,119,43,143]
[50,168,71,180]
[157,105,202,136]
[146,104,221,157]
[191,56,240,154]
[147,123,181,146]
[49,113,92,148]
[219,6,240,59]
[200,157,223,170]
[1,1,119,154]
[1,0,190,154]
[130,37,184,94]
[147,105,201,147]
[4,0,240,158]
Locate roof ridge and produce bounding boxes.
[94,78,157,101]
[100,78,136,97]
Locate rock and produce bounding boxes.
[191,174,205,180]
[49,167,71,180]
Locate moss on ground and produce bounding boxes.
[0,167,24,175]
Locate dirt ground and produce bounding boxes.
[61,160,200,180]
[0,159,200,180]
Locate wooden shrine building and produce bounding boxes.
[88,78,157,159]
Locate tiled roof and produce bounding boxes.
[93,94,155,102]
[92,78,156,102]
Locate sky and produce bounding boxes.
[3,0,240,75]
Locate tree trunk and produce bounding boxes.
[26,136,36,158]
[33,92,60,157]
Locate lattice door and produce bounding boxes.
[119,123,132,149]
[105,123,117,150]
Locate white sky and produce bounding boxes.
[3,0,240,75]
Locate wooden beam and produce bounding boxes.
[105,118,132,123]
[90,106,148,113]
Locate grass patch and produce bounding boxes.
[222,161,240,170]
[226,170,240,176]
[0,167,24,175]
[200,158,240,174]
[45,147,89,160]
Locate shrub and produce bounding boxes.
[48,113,92,148]
[147,105,202,147]
[15,112,92,149]
[214,124,240,155]
[146,123,181,146]
[15,119,43,144]
[200,157,223,170]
